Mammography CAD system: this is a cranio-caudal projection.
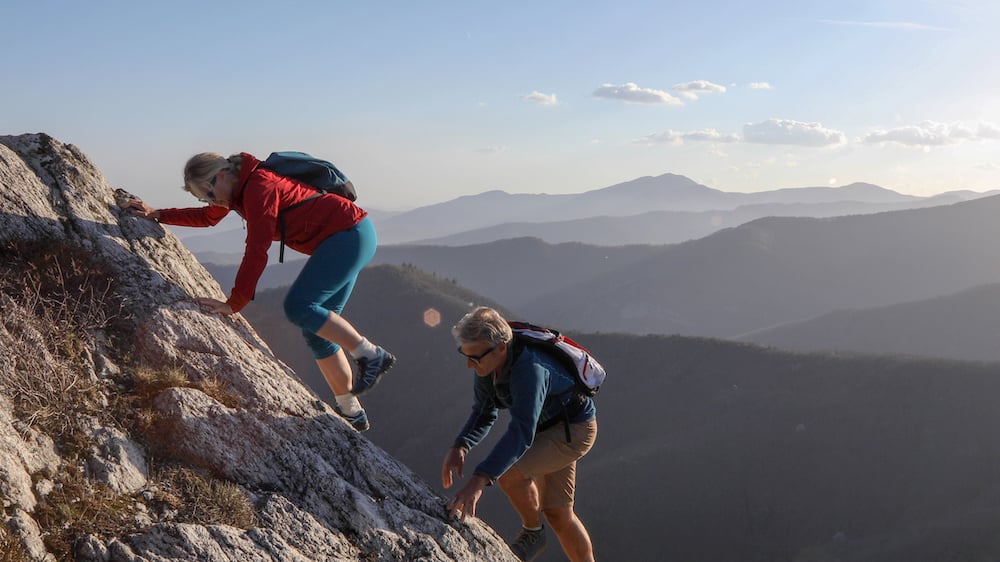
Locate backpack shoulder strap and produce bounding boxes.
[513,333,578,385]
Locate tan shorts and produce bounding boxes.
[512,418,598,510]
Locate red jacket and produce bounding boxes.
[157,152,367,312]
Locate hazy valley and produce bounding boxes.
[238,264,1000,562]
[7,133,998,561]
[200,186,1000,352]
[194,174,1000,560]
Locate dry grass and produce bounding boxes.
[129,366,188,403]
[108,366,183,439]
[193,374,243,409]
[0,237,261,557]
[32,464,140,560]
[0,237,127,440]
[151,466,258,529]
[0,304,103,439]
[129,365,242,409]
[119,366,242,446]
[31,461,262,545]
[0,528,31,562]
[0,239,144,558]
[1,237,128,343]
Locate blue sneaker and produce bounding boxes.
[334,406,370,432]
[351,346,395,396]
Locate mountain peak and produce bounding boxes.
[600,172,717,193]
[839,181,899,193]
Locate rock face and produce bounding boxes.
[0,134,516,561]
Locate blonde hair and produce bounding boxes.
[452,306,512,346]
[182,152,243,193]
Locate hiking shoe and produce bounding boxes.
[351,346,395,396]
[334,406,370,432]
[509,527,546,562]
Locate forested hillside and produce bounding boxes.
[241,264,1000,562]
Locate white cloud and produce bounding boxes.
[747,82,773,90]
[816,19,950,31]
[635,131,683,145]
[948,123,977,140]
[684,129,740,142]
[743,119,847,147]
[636,128,740,145]
[863,125,945,145]
[522,91,558,106]
[476,145,509,153]
[670,80,726,100]
[977,122,1000,139]
[593,83,683,105]
[861,120,1000,146]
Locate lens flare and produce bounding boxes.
[423,308,441,328]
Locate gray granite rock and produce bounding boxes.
[0,134,517,561]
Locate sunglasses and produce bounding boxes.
[458,345,496,364]
[197,174,218,203]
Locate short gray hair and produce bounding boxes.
[452,306,512,346]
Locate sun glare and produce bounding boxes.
[423,308,441,328]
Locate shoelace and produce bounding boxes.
[515,530,543,547]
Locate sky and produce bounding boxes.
[3,0,999,212]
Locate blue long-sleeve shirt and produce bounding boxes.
[453,343,597,481]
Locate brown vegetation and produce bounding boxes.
[150,466,258,529]
[0,527,31,562]
[0,238,258,557]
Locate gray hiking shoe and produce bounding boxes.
[334,406,370,432]
[351,346,395,396]
[509,527,546,562]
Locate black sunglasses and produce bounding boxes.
[198,174,218,203]
[458,345,496,364]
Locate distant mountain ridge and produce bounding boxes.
[367,194,1000,339]
[411,196,974,246]
[521,194,1000,336]
[178,173,992,253]
[203,237,664,301]
[374,175,930,244]
[738,282,1000,361]
[204,193,1000,342]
